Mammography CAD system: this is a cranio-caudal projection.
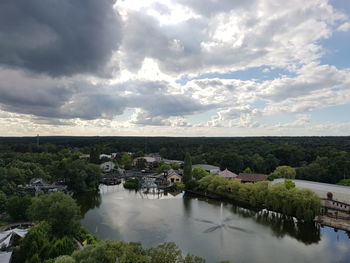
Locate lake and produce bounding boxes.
[78,184,350,263]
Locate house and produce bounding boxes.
[147,153,162,162]
[192,164,220,174]
[156,169,182,184]
[322,194,350,213]
[100,161,116,172]
[237,173,267,183]
[29,178,45,186]
[100,154,112,160]
[163,159,184,165]
[166,169,182,184]
[219,169,238,179]
[132,157,158,168]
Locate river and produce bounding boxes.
[78,184,350,263]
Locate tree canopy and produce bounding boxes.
[28,192,81,237]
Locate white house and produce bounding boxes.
[100,154,112,159]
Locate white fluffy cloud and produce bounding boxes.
[0,0,349,136]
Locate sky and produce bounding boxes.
[0,0,350,137]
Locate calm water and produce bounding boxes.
[78,185,350,263]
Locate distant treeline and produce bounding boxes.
[1,136,350,184]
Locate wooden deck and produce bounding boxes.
[315,215,350,232]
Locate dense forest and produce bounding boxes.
[1,136,350,185]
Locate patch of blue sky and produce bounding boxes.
[310,104,350,123]
[319,1,350,69]
[176,66,296,85]
[330,0,350,14]
[319,31,350,69]
[186,110,218,124]
[251,100,267,109]
[258,113,295,126]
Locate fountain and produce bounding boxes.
[195,203,254,234]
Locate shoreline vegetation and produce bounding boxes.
[186,176,321,222]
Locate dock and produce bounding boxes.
[315,215,350,232]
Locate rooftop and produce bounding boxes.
[238,173,267,182]
[219,169,237,178]
[193,164,220,171]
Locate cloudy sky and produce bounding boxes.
[0,0,350,136]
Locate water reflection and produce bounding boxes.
[75,190,102,216]
[79,185,350,263]
[195,203,255,234]
[192,196,321,245]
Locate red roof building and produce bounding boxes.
[219,169,238,179]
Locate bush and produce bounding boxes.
[337,179,350,186]
[123,178,140,190]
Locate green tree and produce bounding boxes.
[220,153,243,174]
[337,179,350,186]
[243,167,253,173]
[156,163,172,173]
[50,237,76,258]
[192,168,210,181]
[89,148,100,164]
[269,166,296,179]
[284,179,296,190]
[28,192,80,237]
[123,178,140,190]
[16,222,52,263]
[7,195,32,221]
[170,162,181,170]
[183,153,192,184]
[159,147,168,158]
[148,242,182,263]
[72,241,150,263]
[54,256,76,263]
[251,153,266,173]
[121,154,132,170]
[264,154,279,174]
[0,190,7,213]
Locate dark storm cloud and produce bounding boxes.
[0,0,121,77]
[0,69,211,123]
[62,94,127,120]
